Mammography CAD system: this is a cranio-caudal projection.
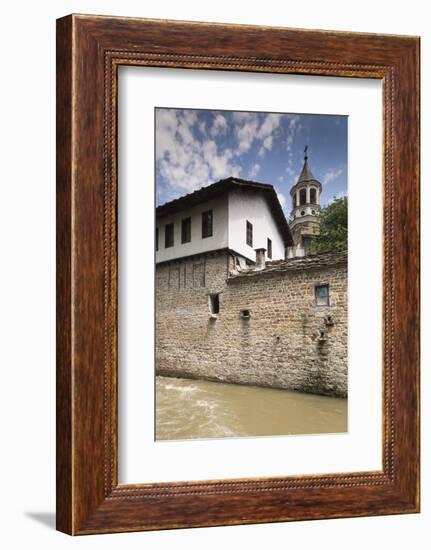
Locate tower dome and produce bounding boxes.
[288,146,321,255]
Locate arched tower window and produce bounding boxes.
[310,188,317,204]
[299,188,307,205]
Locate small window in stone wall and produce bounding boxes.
[315,284,329,306]
[240,309,251,319]
[209,294,220,315]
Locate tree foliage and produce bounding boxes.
[309,197,348,254]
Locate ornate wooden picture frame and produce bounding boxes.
[56,14,420,535]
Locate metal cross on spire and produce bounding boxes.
[304,145,308,160]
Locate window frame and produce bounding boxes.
[201,209,213,239]
[310,187,317,204]
[209,293,220,315]
[164,222,174,248]
[299,188,307,205]
[181,216,192,244]
[246,220,253,247]
[267,237,272,259]
[315,284,330,306]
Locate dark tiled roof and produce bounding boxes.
[229,250,347,280]
[290,157,322,196]
[298,157,316,183]
[156,177,293,246]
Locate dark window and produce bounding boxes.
[310,188,317,204]
[301,210,306,216]
[155,227,159,251]
[315,284,329,306]
[202,210,213,238]
[267,238,272,259]
[246,220,253,247]
[240,309,251,319]
[209,294,220,315]
[299,188,307,205]
[165,223,174,248]
[181,217,191,244]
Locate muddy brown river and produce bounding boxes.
[156,376,347,440]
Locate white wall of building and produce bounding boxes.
[156,189,286,264]
[228,190,286,262]
[156,195,228,263]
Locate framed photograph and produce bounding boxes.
[56,14,420,535]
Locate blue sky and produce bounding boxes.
[155,108,347,213]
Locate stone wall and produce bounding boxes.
[156,250,347,397]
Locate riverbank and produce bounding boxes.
[156,375,347,441]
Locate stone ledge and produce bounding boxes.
[228,250,347,280]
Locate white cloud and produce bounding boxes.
[248,163,261,179]
[155,109,179,161]
[210,114,228,137]
[156,109,305,201]
[198,120,207,136]
[177,121,194,146]
[232,112,250,123]
[288,116,300,130]
[156,110,242,196]
[257,114,282,141]
[258,137,273,158]
[263,135,273,150]
[235,113,259,153]
[284,115,303,181]
[234,112,281,157]
[203,140,239,180]
[322,168,343,186]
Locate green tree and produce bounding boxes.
[309,196,348,254]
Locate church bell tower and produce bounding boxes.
[288,146,321,256]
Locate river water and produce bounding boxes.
[156,376,347,441]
